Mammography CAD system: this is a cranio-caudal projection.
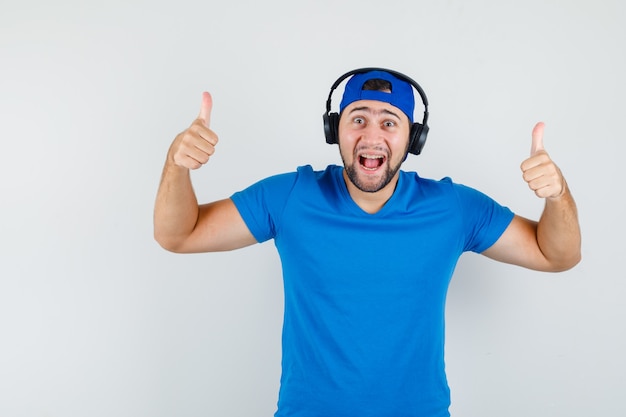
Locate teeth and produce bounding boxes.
[360,154,384,159]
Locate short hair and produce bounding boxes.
[362,78,392,92]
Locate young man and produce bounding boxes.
[154,69,581,417]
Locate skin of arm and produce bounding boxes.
[155,93,581,269]
[482,122,581,272]
[153,92,257,253]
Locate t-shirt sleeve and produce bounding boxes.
[230,171,298,243]
[453,183,515,253]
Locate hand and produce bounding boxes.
[169,92,218,170]
[520,122,565,199]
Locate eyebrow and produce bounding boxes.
[348,106,402,120]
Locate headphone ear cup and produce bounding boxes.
[408,123,429,155]
[324,112,340,145]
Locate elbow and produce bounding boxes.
[547,251,582,273]
[154,230,187,253]
[156,241,184,254]
[565,251,583,271]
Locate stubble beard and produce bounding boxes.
[341,150,405,193]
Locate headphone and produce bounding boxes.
[323,67,430,155]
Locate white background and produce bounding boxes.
[1,0,624,416]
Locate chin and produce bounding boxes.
[345,163,398,193]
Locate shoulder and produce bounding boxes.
[400,170,454,187]
[252,164,338,186]
[397,170,512,221]
[403,171,497,203]
[398,171,462,200]
[231,165,339,204]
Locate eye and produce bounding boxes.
[353,117,365,124]
[383,120,396,128]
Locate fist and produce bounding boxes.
[170,92,218,170]
[520,122,565,199]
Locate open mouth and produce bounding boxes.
[359,153,386,171]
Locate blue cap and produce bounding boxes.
[339,70,415,122]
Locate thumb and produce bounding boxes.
[198,91,213,127]
[531,121,545,156]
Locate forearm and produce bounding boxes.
[536,179,582,271]
[153,157,199,251]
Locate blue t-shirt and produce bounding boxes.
[231,165,514,417]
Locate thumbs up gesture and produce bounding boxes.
[520,122,566,199]
[169,92,219,170]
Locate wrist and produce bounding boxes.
[548,178,568,200]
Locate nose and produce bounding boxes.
[359,123,385,146]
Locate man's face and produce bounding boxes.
[338,99,411,193]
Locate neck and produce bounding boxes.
[342,170,400,214]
